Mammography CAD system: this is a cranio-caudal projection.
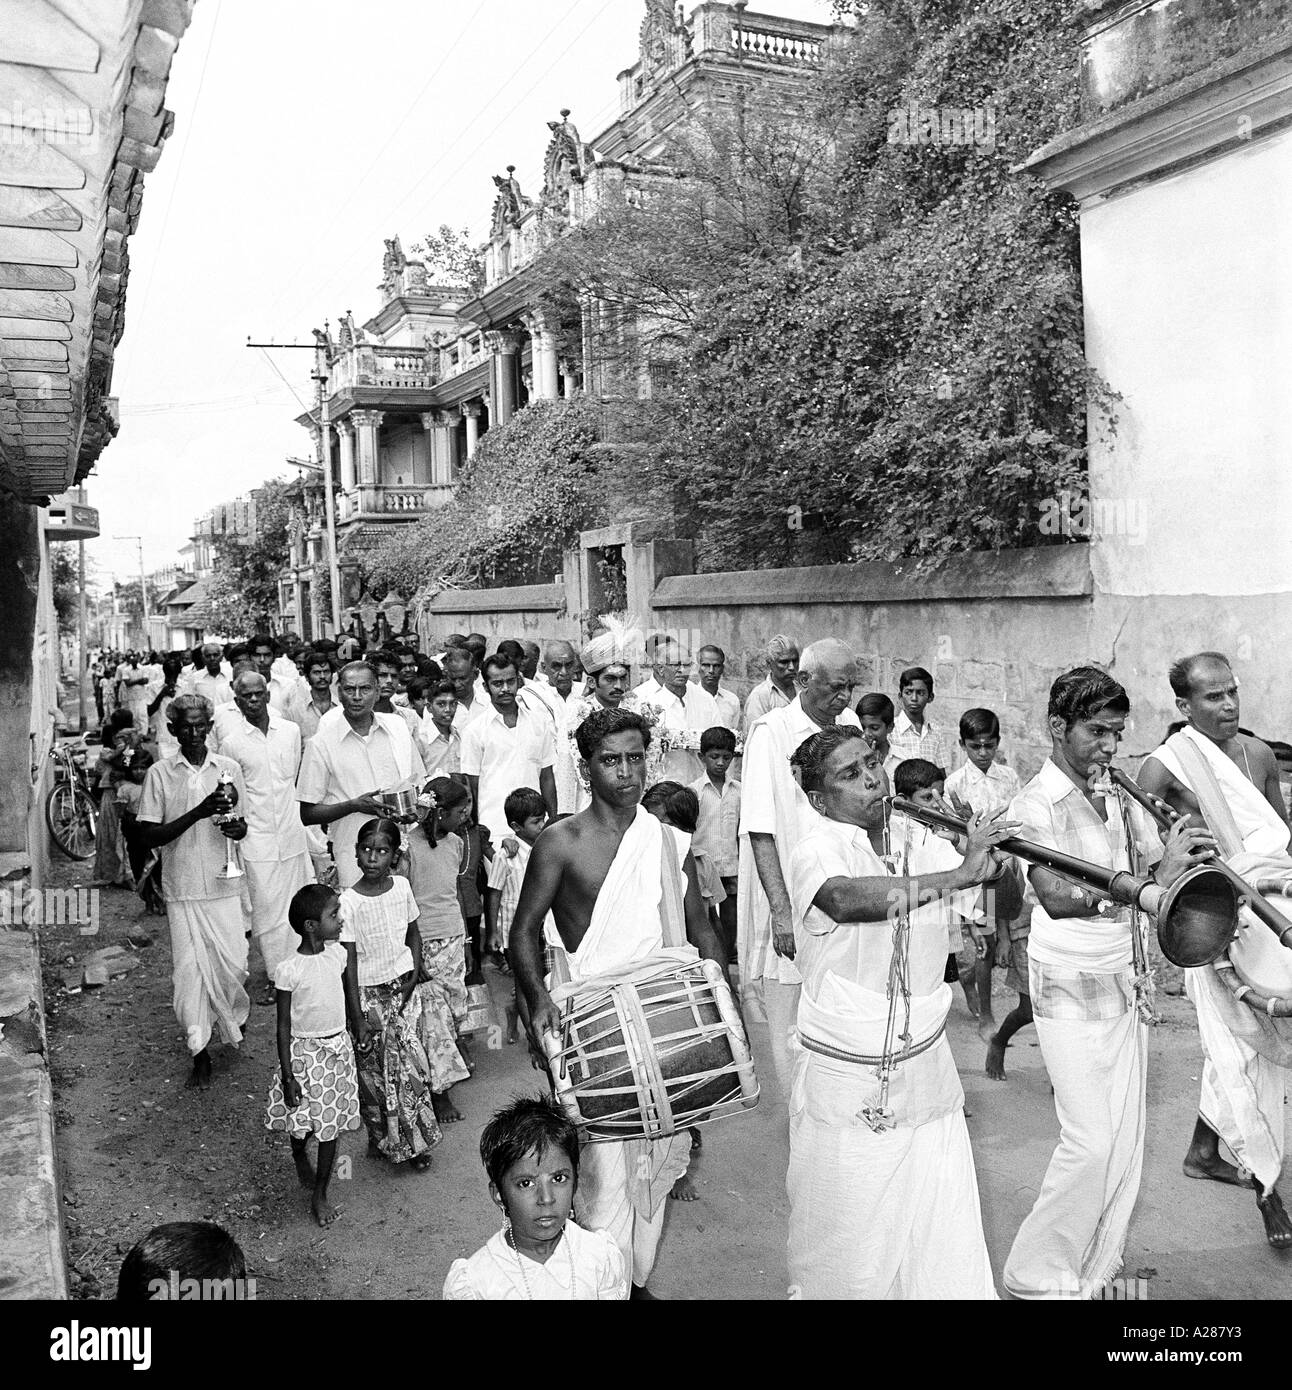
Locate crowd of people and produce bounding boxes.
[83,626,1292,1300]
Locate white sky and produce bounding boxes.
[90,0,836,587]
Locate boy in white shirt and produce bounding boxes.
[944,709,1024,1055]
[690,726,741,965]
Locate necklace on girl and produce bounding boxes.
[506,1224,575,1300]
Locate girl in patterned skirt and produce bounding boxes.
[403,777,473,1125]
[265,884,364,1226]
[342,818,440,1170]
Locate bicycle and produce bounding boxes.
[46,737,97,860]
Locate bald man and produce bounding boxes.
[743,635,800,735]
[738,638,860,1100]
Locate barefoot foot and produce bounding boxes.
[312,1195,341,1226]
[976,1015,998,1045]
[184,1050,212,1090]
[985,1035,1007,1081]
[1257,1184,1292,1249]
[433,1092,463,1124]
[1183,1155,1248,1187]
[410,1153,433,1172]
[669,1173,699,1202]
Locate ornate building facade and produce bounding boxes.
[283,2,843,637]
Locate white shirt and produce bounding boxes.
[273,943,347,1037]
[211,708,307,863]
[451,694,490,734]
[460,703,556,843]
[738,696,861,985]
[742,676,791,734]
[443,1223,628,1301]
[339,878,419,986]
[944,759,1021,816]
[182,668,235,708]
[690,773,741,878]
[136,752,248,903]
[296,710,425,889]
[697,682,742,733]
[633,676,720,784]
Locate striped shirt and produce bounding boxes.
[339,877,419,986]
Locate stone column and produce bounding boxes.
[559,359,577,398]
[485,331,521,424]
[531,310,561,401]
[436,409,460,483]
[420,412,437,486]
[462,401,482,459]
[335,417,356,494]
[351,409,384,514]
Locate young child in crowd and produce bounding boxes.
[944,707,1024,1053]
[113,746,165,914]
[422,679,462,778]
[856,692,902,789]
[402,776,473,1125]
[485,787,549,1045]
[341,818,439,1170]
[690,727,741,966]
[265,883,364,1225]
[442,1094,628,1301]
[641,779,712,1202]
[891,758,985,1021]
[891,667,954,772]
[117,1221,247,1301]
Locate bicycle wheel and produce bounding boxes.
[46,781,97,860]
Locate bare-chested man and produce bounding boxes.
[1139,651,1292,1248]
[510,707,727,1298]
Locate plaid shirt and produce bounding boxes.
[890,710,955,775]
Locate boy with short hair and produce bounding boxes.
[690,726,741,965]
[422,679,461,777]
[892,758,984,1020]
[945,708,1023,1042]
[485,787,548,957]
[856,692,901,789]
[890,667,954,773]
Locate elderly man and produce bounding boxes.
[743,634,800,734]
[461,653,557,846]
[543,639,584,814]
[136,694,250,1090]
[297,661,426,889]
[443,645,488,733]
[182,642,234,708]
[633,636,719,784]
[213,671,314,1003]
[696,644,742,734]
[786,725,1019,1298]
[738,637,861,1100]
[1138,651,1292,1248]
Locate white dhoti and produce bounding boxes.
[168,897,250,1056]
[245,853,315,977]
[1004,1002,1146,1299]
[787,978,995,1300]
[549,807,693,1289]
[1151,728,1292,1196]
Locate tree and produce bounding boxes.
[363,398,640,598]
[413,224,485,291]
[540,0,1106,570]
[49,543,81,633]
[204,481,294,636]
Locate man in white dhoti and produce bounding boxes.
[1138,650,1292,1247]
[213,672,315,1004]
[1002,668,1210,1298]
[297,662,425,889]
[541,640,584,814]
[137,694,252,1090]
[738,638,860,1101]
[785,725,1018,1298]
[510,707,727,1297]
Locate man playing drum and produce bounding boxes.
[510,707,728,1299]
[1138,651,1292,1248]
[785,725,1019,1298]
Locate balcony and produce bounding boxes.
[329,344,436,395]
[338,483,457,522]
